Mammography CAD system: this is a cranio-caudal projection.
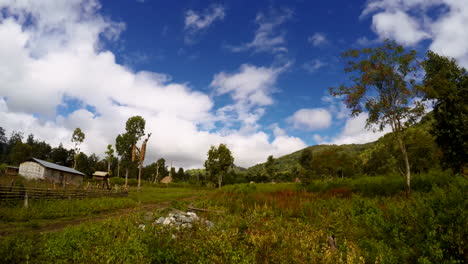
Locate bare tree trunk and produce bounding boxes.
[154,163,159,184]
[117,159,120,178]
[107,160,111,175]
[397,134,411,197]
[138,162,142,192]
[218,173,222,189]
[125,168,129,188]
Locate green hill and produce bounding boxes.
[245,112,438,180]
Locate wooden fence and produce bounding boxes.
[0,186,128,201]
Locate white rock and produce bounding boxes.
[138,224,146,231]
[162,218,172,225]
[181,223,193,229]
[155,217,165,224]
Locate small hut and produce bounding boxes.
[92,171,110,181]
[92,171,111,189]
[160,175,173,184]
[5,166,19,176]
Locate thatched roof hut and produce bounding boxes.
[160,175,173,184]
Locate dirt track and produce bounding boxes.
[0,196,197,237]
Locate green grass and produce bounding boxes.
[0,172,466,263]
[0,184,209,233]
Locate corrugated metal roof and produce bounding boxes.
[92,171,109,176]
[30,158,85,176]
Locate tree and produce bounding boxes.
[116,116,147,189]
[116,133,133,186]
[264,155,275,181]
[330,40,424,197]
[299,148,313,171]
[0,127,6,163]
[133,133,151,191]
[176,167,185,182]
[50,143,74,167]
[204,144,234,189]
[421,51,468,173]
[71,128,85,169]
[105,144,114,175]
[155,158,168,182]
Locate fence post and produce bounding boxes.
[24,191,29,208]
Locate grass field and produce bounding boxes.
[0,172,466,263]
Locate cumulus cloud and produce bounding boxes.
[362,0,468,67]
[326,113,391,145]
[371,11,429,45]
[288,108,332,131]
[227,8,293,54]
[184,4,225,44]
[0,0,306,169]
[211,63,287,133]
[303,59,326,73]
[308,33,327,46]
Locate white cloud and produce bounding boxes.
[211,63,288,134]
[327,113,391,145]
[362,0,468,67]
[371,11,429,45]
[227,8,293,54]
[184,4,225,44]
[0,0,306,169]
[288,108,332,131]
[308,33,327,46]
[303,59,326,73]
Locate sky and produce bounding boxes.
[0,0,467,169]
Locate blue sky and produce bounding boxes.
[0,0,467,168]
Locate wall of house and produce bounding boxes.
[43,169,83,186]
[19,161,45,179]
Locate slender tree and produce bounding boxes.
[116,133,132,187]
[105,144,114,175]
[71,128,85,169]
[133,133,151,191]
[330,40,424,197]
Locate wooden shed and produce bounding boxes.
[92,171,110,181]
[5,166,19,176]
[19,158,85,185]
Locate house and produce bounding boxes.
[5,166,19,176]
[19,158,85,185]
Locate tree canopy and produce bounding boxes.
[330,40,425,196]
[204,143,234,189]
[422,51,468,173]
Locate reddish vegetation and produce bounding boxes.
[325,187,352,198]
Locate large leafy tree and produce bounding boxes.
[330,40,424,197]
[71,128,85,169]
[204,143,234,189]
[116,116,146,188]
[9,133,32,166]
[50,143,74,167]
[421,51,468,173]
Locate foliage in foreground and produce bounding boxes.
[1,172,466,263]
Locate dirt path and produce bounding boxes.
[0,196,198,237]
